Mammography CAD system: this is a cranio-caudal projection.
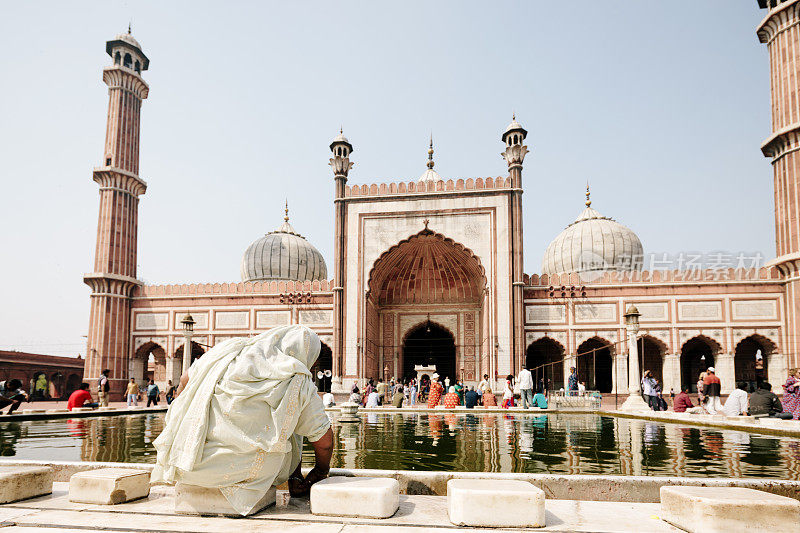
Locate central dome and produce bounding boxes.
[542,191,643,277]
[241,208,327,283]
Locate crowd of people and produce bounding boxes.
[342,369,549,410]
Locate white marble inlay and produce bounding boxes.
[526,305,566,324]
[214,311,249,329]
[732,300,778,320]
[575,303,616,323]
[299,309,333,325]
[134,313,168,331]
[678,301,722,321]
[255,310,291,328]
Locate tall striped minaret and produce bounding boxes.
[759,0,800,368]
[83,28,149,398]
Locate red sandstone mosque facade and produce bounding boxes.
[83,2,800,398]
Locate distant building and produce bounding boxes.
[0,351,84,399]
[82,3,800,398]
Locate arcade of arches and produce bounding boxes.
[522,333,780,395]
[366,229,487,383]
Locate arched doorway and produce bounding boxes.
[526,337,564,391]
[311,342,333,392]
[402,322,456,383]
[173,342,205,365]
[639,336,665,384]
[735,335,773,390]
[576,338,613,393]
[681,336,718,392]
[367,227,486,383]
[135,342,167,385]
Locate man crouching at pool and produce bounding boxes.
[151,325,334,516]
[0,379,29,415]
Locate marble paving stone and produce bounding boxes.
[660,486,800,532]
[447,478,545,528]
[0,466,53,504]
[174,483,275,517]
[311,476,399,518]
[69,468,150,504]
[10,509,344,532]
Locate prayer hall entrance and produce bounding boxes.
[402,322,456,384]
[365,227,487,383]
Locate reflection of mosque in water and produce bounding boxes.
[78,415,164,463]
[322,413,800,480]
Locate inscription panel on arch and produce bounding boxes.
[525,304,566,324]
[574,303,616,323]
[732,300,778,321]
[677,301,722,321]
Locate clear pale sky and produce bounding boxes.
[0,1,774,356]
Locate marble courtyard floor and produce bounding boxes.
[0,481,680,532]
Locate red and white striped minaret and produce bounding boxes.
[83,28,150,398]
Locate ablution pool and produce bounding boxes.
[1,411,798,479]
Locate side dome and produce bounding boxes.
[542,191,643,277]
[241,207,328,282]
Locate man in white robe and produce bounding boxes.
[151,325,333,516]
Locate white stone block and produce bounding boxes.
[0,466,53,503]
[660,486,800,532]
[311,477,399,518]
[175,483,275,517]
[447,479,545,528]
[21,409,46,414]
[97,407,114,411]
[46,409,68,413]
[70,407,94,413]
[69,468,150,504]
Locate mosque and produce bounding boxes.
[84,1,800,398]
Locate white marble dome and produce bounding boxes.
[241,212,327,283]
[541,200,643,276]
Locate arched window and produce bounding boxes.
[134,60,140,73]
[114,52,121,65]
[123,53,132,68]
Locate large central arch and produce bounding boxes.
[365,228,487,381]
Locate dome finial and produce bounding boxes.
[427,134,435,170]
[585,182,591,207]
[128,21,132,34]
[284,199,289,222]
[512,111,516,121]
[340,125,343,135]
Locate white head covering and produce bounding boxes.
[151,325,330,515]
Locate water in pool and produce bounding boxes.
[2,412,799,479]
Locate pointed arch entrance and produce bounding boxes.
[402,321,456,382]
[681,336,720,392]
[576,337,614,393]
[526,337,565,391]
[366,228,486,382]
[734,335,775,389]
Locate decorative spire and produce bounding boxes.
[427,135,435,170]
[585,183,591,207]
[284,199,290,222]
[512,112,516,121]
[128,22,132,34]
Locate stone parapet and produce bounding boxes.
[345,176,512,198]
[522,268,779,288]
[134,278,335,298]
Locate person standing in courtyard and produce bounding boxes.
[146,379,160,407]
[376,377,387,405]
[407,380,417,407]
[568,367,578,394]
[427,374,443,408]
[0,379,28,415]
[782,368,800,419]
[703,368,723,414]
[518,365,534,409]
[98,369,111,407]
[165,380,177,405]
[126,378,139,407]
[152,325,333,516]
[641,370,657,410]
[502,375,515,409]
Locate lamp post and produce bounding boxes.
[181,313,195,375]
[620,305,649,412]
